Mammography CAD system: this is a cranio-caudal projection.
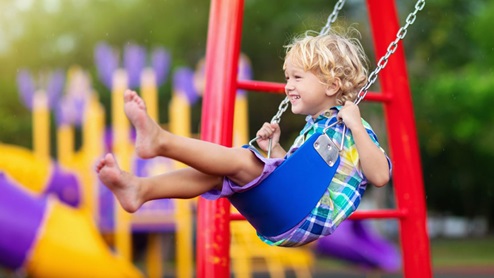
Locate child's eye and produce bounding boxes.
[294,75,302,79]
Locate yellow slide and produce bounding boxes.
[25,200,143,278]
[0,144,143,278]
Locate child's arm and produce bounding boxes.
[338,101,390,187]
[255,122,287,158]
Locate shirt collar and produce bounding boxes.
[300,106,341,135]
[305,106,341,124]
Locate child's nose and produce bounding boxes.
[285,82,294,92]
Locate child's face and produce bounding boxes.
[284,57,338,118]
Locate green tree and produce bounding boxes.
[409,0,494,229]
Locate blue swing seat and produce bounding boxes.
[229,132,340,237]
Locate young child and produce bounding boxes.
[96,30,391,247]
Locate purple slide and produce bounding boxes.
[315,220,401,272]
[0,172,47,269]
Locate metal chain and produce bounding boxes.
[257,1,347,157]
[252,1,347,157]
[320,0,347,36]
[354,0,426,105]
[260,97,290,157]
[271,0,346,125]
[269,96,290,124]
[256,0,425,156]
[269,0,347,125]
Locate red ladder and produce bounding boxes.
[196,0,431,277]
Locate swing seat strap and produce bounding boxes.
[229,132,340,237]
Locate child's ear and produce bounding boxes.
[326,79,340,97]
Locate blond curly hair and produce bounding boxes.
[283,29,369,105]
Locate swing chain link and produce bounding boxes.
[262,97,290,158]
[320,0,347,36]
[268,0,347,127]
[248,97,290,157]
[255,0,425,156]
[355,0,426,105]
[259,0,348,157]
[270,96,290,124]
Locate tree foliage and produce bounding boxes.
[408,0,494,227]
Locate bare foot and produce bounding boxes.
[96,153,143,213]
[124,89,164,159]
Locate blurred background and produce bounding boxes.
[0,0,493,277]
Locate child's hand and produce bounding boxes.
[256,122,281,153]
[338,101,363,131]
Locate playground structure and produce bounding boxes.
[196,0,431,277]
[0,172,143,278]
[0,0,430,277]
[1,54,403,278]
[16,41,215,273]
[2,48,321,277]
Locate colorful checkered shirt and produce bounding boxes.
[259,106,391,247]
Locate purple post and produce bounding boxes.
[237,54,253,97]
[46,69,65,109]
[124,43,146,89]
[173,67,200,105]
[94,42,119,89]
[0,173,47,270]
[98,180,115,233]
[17,68,65,112]
[16,69,35,110]
[55,95,86,127]
[151,47,171,86]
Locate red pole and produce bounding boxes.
[366,0,432,277]
[197,0,244,277]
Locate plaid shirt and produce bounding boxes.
[259,106,391,247]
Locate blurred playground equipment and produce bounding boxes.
[0,1,418,277]
[230,215,314,278]
[2,46,315,277]
[0,143,80,208]
[315,220,401,272]
[0,172,142,278]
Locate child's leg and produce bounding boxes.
[96,153,221,213]
[125,90,263,186]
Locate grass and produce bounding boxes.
[2,236,493,277]
[430,236,494,267]
[313,236,494,275]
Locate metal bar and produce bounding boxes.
[349,209,408,220]
[230,209,408,221]
[237,80,391,102]
[237,80,285,93]
[366,0,431,277]
[197,0,244,277]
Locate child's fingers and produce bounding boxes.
[256,122,276,139]
[268,122,280,131]
[256,128,273,139]
[338,101,361,129]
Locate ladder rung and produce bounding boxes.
[349,209,408,220]
[237,80,391,102]
[229,209,407,222]
[363,93,392,103]
[237,80,285,93]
